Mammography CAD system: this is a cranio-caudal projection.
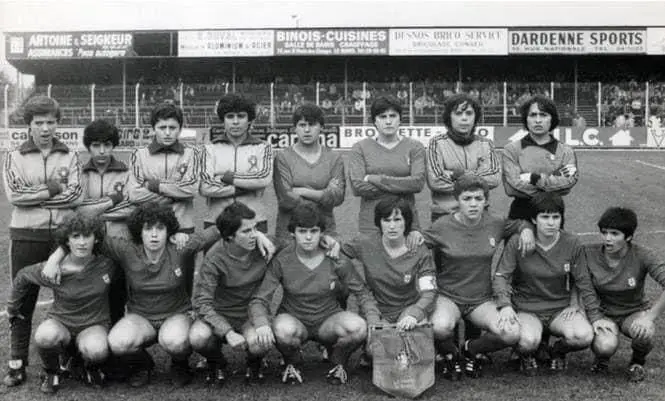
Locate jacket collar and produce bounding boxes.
[147,139,185,155]
[212,132,264,145]
[19,137,70,155]
[521,134,559,155]
[81,156,128,173]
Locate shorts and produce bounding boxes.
[303,317,328,341]
[531,309,564,329]
[456,300,487,317]
[147,310,195,331]
[606,309,648,329]
[64,321,111,339]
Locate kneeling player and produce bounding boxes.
[8,213,113,393]
[587,207,665,382]
[250,204,380,385]
[493,193,603,375]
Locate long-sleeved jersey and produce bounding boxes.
[199,134,273,225]
[342,233,436,322]
[7,255,115,329]
[127,140,199,232]
[426,134,500,215]
[249,244,380,328]
[494,231,603,323]
[423,212,524,305]
[586,243,665,318]
[273,146,345,239]
[347,137,425,233]
[502,135,578,199]
[3,138,83,241]
[192,242,271,338]
[103,227,220,321]
[78,157,134,236]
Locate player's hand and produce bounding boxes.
[255,231,276,261]
[592,319,617,335]
[497,306,518,330]
[450,169,465,181]
[519,173,532,183]
[559,164,577,178]
[320,235,340,259]
[518,227,535,256]
[396,315,418,331]
[41,259,62,285]
[630,314,655,342]
[255,325,275,349]
[169,233,190,251]
[406,230,424,254]
[225,331,247,350]
[559,306,580,321]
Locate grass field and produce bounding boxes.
[1,149,665,400]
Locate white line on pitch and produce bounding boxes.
[0,300,53,318]
[636,160,665,171]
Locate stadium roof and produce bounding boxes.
[1,0,664,32]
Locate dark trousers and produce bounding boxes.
[9,239,56,362]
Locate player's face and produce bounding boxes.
[381,208,406,240]
[224,112,250,139]
[294,119,321,146]
[67,232,96,259]
[294,226,322,252]
[29,113,58,148]
[153,118,181,146]
[526,103,552,136]
[450,102,476,135]
[601,228,630,255]
[142,222,168,252]
[374,108,401,137]
[231,218,258,252]
[533,212,562,239]
[457,189,486,222]
[88,140,115,166]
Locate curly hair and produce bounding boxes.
[127,202,180,244]
[216,94,257,122]
[23,96,61,125]
[56,212,105,255]
[150,102,184,128]
[520,95,560,132]
[83,119,120,149]
[442,93,482,132]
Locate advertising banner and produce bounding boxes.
[208,126,340,148]
[5,32,134,59]
[338,126,495,148]
[646,27,665,55]
[495,127,648,148]
[1,127,85,150]
[508,29,646,54]
[390,28,507,55]
[274,29,388,56]
[178,30,274,57]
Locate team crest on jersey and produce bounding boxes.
[114,182,124,193]
[563,263,570,273]
[489,237,496,247]
[550,154,556,161]
[102,274,111,284]
[58,167,69,183]
[403,273,412,284]
[174,268,182,277]
[628,277,636,288]
[247,155,259,172]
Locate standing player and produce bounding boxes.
[493,193,603,375]
[348,95,426,234]
[249,204,380,385]
[7,213,114,393]
[502,95,578,221]
[78,119,135,325]
[199,94,273,233]
[273,103,345,240]
[2,96,83,386]
[587,207,665,382]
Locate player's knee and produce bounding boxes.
[518,330,541,353]
[498,324,521,346]
[247,338,268,356]
[592,333,619,357]
[273,319,300,346]
[79,340,109,363]
[108,329,140,355]
[346,317,367,343]
[34,325,65,349]
[159,331,190,356]
[189,323,213,351]
[566,324,594,348]
[431,316,456,340]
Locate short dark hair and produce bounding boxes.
[216,94,256,122]
[530,192,565,221]
[150,102,184,128]
[454,174,489,200]
[370,95,402,122]
[127,202,180,244]
[374,196,413,235]
[598,207,637,241]
[83,119,120,149]
[442,93,482,132]
[216,202,256,240]
[292,103,325,127]
[23,96,61,125]
[288,202,326,233]
[520,95,560,131]
[56,212,105,255]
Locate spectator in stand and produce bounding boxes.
[572,113,587,129]
[273,104,345,241]
[2,96,83,387]
[348,95,426,235]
